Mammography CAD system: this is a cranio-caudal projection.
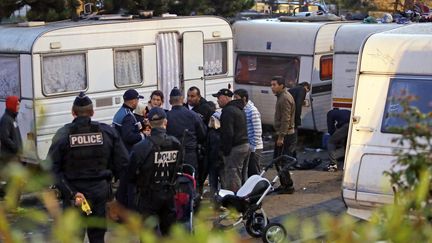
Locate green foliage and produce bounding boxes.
[0,0,255,22]
[0,158,243,242]
[0,0,24,21]
[105,0,254,17]
[25,0,72,21]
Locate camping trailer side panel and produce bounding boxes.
[0,53,36,162]
[343,24,432,220]
[0,16,234,161]
[233,20,335,130]
[303,22,344,131]
[331,24,406,110]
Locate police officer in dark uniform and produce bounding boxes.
[128,107,182,236]
[48,92,128,243]
[166,87,206,176]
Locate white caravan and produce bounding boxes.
[233,19,345,131]
[343,24,432,220]
[0,16,233,162]
[331,23,405,110]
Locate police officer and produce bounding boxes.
[48,92,128,243]
[112,89,144,209]
[112,88,145,152]
[128,107,181,236]
[166,87,206,176]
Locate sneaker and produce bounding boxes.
[274,186,295,194]
[325,164,338,172]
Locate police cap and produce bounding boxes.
[169,87,182,97]
[123,89,144,101]
[73,92,92,106]
[148,107,167,121]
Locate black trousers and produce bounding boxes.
[273,132,297,159]
[273,133,296,189]
[137,187,176,236]
[64,180,110,243]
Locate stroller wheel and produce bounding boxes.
[245,212,269,238]
[262,223,287,243]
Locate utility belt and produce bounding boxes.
[139,181,174,192]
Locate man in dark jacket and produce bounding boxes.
[288,82,311,128]
[325,109,351,172]
[186,86,213,194]
[167,87,207,176]
[213,88,249,192]
[288,82,311,159]
[327,108,351,135]
[186,86,213,125]
[0,96,23,164]
[48,92,128,243]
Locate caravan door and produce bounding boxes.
[182,31,204,96]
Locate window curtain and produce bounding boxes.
[115,50,142,86]
[204,43,224,76]
[0,56,20,98]
[42,54,86,94]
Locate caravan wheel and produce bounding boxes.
[262,223,287,243]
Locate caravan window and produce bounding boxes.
[42,54,87,95]
[204,42,227,76]
[235,55,300,87]
[114,49,143,86]
[320,55,333,81]
[0,55,20,99]
[381,78,432,133]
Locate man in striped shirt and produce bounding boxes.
[234,89,264,177]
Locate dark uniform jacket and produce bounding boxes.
[113,104,143,152]
[0,109,23,161]
[48,116,129,200]
[288,86,307,128]
[220,99,249,156]
[166,105,207,151]
[127,127,181,189]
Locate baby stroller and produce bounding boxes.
[214,155,296,243]
[174,164,196,233]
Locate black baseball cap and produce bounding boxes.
[212,88,233,98]
[123,89,144,101]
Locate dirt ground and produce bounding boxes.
[244,131,345,219]
[260,167,343,218]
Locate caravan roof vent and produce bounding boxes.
[96,14,133,21]
[161,13,177,18]
[279,13,342,22]
[17,21,45,27]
